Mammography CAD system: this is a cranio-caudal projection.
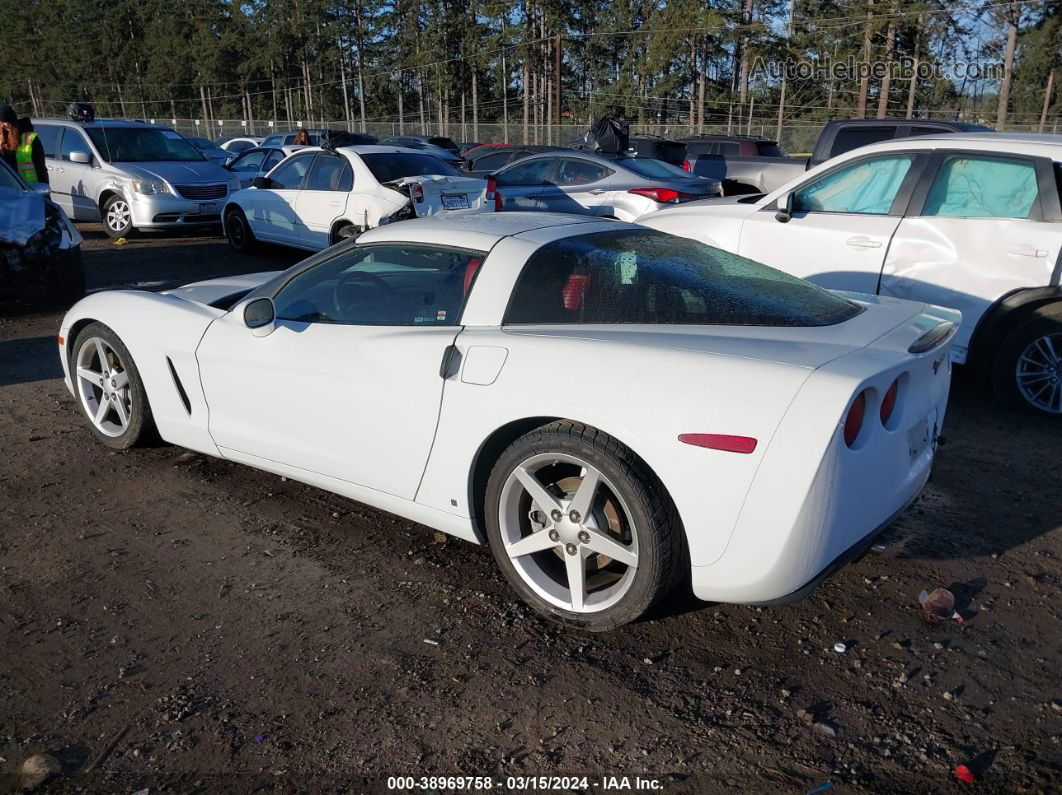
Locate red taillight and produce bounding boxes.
[562,274,590,311]
[844,391,867,447]
[682,160,692,172]
[880,378,899,426]
[628,187,695,204]
[410,183,424,203]
[678,434,757,454]
[486,177,502,211]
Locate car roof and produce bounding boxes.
[836,131,1062,159]
[357,212,612,250]
[333,144,441,156]
[32,117,164,129]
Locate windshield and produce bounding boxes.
[505,228,862,327]
[361,153,462,182]
[618,158,694,180]
[188,136,223,151]
[0,161,22,190]
[88,128,205,162]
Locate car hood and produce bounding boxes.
[109,160,232,184]
[164,271,281,306]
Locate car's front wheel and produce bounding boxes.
[102,194,134,238]
[224,207,256,253]
[993,307,1062,417]
[484,421,684,631]
[71,322,156,448]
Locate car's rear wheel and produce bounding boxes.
[993,307,1062,417]
[102,194,134,239]
[484,421,683,631]
[71,322,156,449]
[225,207,256,253]
[331,222,361,246]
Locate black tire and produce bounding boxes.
[224,206,256,253]
[101,194,135,239]
[331,222,361,246]
[484,420,684,631]
[992,306,1062,417]
[70,322,157,449]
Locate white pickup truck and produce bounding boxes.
[640,132,1062,417]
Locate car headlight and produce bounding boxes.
[130,178,169,195]
[228,176,241,192]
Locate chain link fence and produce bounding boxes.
[148,116,1059,155]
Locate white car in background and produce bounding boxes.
[223,144,308,190]
[223,145,490,252]
[219,136,264,155]
[57,214,957,630]
[639,133,1062,416]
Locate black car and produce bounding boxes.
[0,160,85,308]
[381,134,461,156]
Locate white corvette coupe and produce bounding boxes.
[58,214,958,630]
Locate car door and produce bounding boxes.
[738,152,926,294]
[248,152,314,244]
[880,151,1062,363]
[493,157,555,210]
[55,127,98,220]
[34,125,71,213]
[538,157,614,216]
[226,148,269,189]
[196,242,486,497]
[294,153,353,250]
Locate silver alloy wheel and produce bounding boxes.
[499,452,639,613]
[1016,332,1062,414]
[75,336,132,437]
[105,199,131,234]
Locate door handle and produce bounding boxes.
[846,236,882,249]
[1007,244,1047,258]
[588,189,607,195]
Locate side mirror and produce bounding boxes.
[31,182,51,197]
[775,191,794,223]
[251,176,273,190]
[68,150,91,165]
[243,297,276,335]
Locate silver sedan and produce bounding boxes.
[489,150,722,221]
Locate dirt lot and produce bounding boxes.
[0,226,1059,794]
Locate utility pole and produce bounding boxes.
[555,33,561,129]
[996,4,1020,130]
[776,0,795,143]
[857,0,874,117]
[1039,70,1055,133]
[905,15,922,118]
[877,3,896,118]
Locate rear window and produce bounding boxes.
[504,229,861,327]
[829,126,897,157]
[618,158,692,179]
[361,152,461,182]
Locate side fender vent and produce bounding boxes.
[166,356,192,416]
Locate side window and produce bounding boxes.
[909,126,949,138]
[59,129,91,161]
[757,142,783,157]
[228,140,253,153]
[261,135,281,147]
[273,244,487,326]
[495,158,554,187]
[305,154,353,191]
[555,158,610,185]
[263,150,286,171]
[35,125,62,157]
[473,151,512,171]
[718,142,741,156]
[268,154,314,189]
[922,156,1039,219]
[230,150,266,172]
[794,155,914,215]
[829,126,898,158]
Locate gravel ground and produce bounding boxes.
[0,226,1059,794]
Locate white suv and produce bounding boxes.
[639,133,1062,416]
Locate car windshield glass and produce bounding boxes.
[505,228,862,327]
[88,128,204,162]
[618,158,692,179]
[361,153,462,182]
[188,136,223,151]
[0,162,21,190]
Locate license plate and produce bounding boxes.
[199,202,219,214]
[440,194,469,210]
[907,415,931,461]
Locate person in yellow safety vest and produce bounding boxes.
[0,104,48,186]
